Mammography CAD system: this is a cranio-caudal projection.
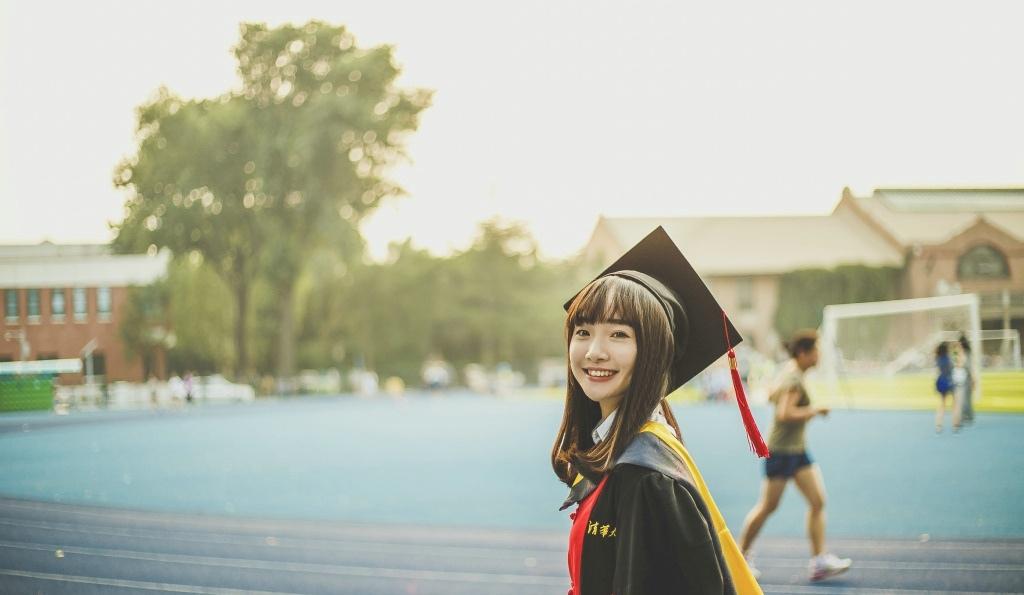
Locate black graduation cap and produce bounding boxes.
[564,225,769,456]
[564,225,741,392]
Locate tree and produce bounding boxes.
[112,21,431,380]
[301,220,586,385]
[163,257,236,374]
[120,277,172,380]
[120,258,236,377]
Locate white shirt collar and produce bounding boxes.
[592,404,670,444]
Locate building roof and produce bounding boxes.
[0,243,111,260]
[587,187,1024,277]
[0,243,170,288]
[850,188,1024,245]
[590,210,904,276]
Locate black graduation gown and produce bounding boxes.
[562,427,742,595]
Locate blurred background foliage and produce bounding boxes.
[112,21,430,379]
[111,19,896,389]
[110,20,600,387]
[774,265,904,339]
[121,218,590,385]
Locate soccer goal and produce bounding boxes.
[817,294,984,407]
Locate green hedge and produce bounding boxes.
[774,265,903,339]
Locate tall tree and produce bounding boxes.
[112,21,430,379]
[304,220,586,384]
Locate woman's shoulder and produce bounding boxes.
[613,430,696,487]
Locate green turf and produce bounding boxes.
[807,370,1024,412]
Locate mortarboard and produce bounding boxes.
[564,225,770,457]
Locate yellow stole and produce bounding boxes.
[640,421,763,595]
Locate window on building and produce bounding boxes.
[4,289,18,321]
[73,288,88,321]
[958,245,1010,279]
[97,287,112,319]
[737,277,754,311]
[27,289,41,321]
[51,289,66,321]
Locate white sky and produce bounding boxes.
[2,1,1023,261]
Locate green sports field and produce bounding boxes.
[805,370,1024,412]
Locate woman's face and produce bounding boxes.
[569,319,638,414]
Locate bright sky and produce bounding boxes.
[2,1,1023,261]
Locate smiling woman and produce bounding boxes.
[551,227,766,595]
[568,297,640,420]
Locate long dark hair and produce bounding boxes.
[551,275,682,486]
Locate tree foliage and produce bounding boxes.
[111,21,430,379]
[295,220,587,384]
[774,265,904,339]
[120,258,235,376]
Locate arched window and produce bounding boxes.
[957,245,1010,279]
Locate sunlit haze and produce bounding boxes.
[2,1,1023,260]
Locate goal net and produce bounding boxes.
[816,294,984,408]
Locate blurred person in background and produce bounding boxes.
[934,342,960,433]
[956,333,976,425]
[421,355,451,390]
[738,330,852,582]
[169,374,185,404]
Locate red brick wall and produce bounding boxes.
[0,286,146,382]
[905,220,1024,302]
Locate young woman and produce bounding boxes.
[737,330,852,582]
[934,342,960,432]
[552,227,765,595]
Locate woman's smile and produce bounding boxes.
[569,320,637,413]
[583,367,618,381]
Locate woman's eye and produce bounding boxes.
[612,331,630,338]
[574,329,590,337]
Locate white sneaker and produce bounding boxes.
[809,553,852,581]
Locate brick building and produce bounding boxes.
[583,187,1024,355]
[0,243,170,383]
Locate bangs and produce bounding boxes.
[567,276,648,329]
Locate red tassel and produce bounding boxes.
[722,310,770,458]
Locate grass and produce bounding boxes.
[805,370,1024,412]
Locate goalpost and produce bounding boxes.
[818,294,984,406]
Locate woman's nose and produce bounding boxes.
[585,339,608,361]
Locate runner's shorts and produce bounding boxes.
[764,451,813,478]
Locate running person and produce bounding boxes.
[738,330,852,582]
